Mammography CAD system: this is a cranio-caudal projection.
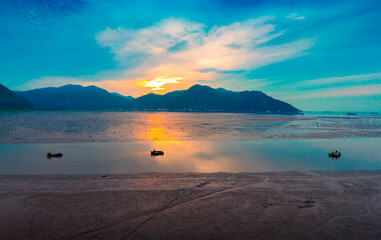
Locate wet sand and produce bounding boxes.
[1,112,380,144]
[1,170,381,240]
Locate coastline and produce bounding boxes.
[1,170,381,239]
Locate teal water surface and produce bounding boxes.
[0,138,380,174]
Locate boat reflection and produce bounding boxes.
[0,114,380,174]
[142,113,241,172]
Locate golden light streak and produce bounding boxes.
[143,77,182,94]
[141,113,234,171]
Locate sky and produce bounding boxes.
[1,0,381,111]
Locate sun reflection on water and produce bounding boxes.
[141,113,236,172]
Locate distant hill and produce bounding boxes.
[16,84,300,113]
[110,92,134,101]
[129,84,300,114]
[17,84,130,110]
[0,84,33,110]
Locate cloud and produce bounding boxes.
[286,13,305,20]
[295,72,381,87]
[270,73,381,100]
[19,17,314,96]
[287,84,381,99]
[93,17,315,95]
[97,18,204,59]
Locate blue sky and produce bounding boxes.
[1,0,381,111]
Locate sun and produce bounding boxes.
[143,77,182,94]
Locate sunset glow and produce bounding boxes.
[2,1,381,239]
[2,0,381,111]
[144,77,182,94]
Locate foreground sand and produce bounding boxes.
[1,171,381,240]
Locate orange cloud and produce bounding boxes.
[23,17,314,96]
[93,17,314,95]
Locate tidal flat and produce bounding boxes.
[0,111,380,144]
[1,171,381,240]
[1,112,381,239]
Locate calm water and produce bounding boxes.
[0,138,380,174]
[1,112,380,174]
[1,111,380,144]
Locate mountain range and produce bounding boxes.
[1,84,300,114]
[16,85,132,110]
[0,84,33,110]
[129,85,300,113]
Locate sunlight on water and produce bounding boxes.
[0,112,380,174]
[1,138,380,175]
[141,113,228,172]
[1,112,380,144]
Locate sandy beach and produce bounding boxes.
[1,170,381,240]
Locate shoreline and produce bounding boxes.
[1,170,381,239]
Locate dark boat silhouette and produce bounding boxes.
[151,150,164,157]
[47,153,63,159]
[346,112,356,116]
[329,150,341,159]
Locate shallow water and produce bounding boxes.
[0,138,380,174]
[0,111,380,143]
[1,112,380,174]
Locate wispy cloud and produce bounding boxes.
[296,72,381,87]
[93,17,315,95]
[18,17,314,96]
[270,73,381,100]
[287,84,381,99]
[286,13,306,20]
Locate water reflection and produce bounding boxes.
[1,112,380,174]
[143,113,189,142]
[1,112,304,144]
[0,138,380,174]
[141,113,291,173]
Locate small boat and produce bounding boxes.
[347,112,356,116]
[329,150,341,159]
[151,150,164,157]
[47,152,63,158]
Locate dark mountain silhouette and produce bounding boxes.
[17,84,130,110]
[129,84,300,114]
[110,92,134,101]
[0,84,33,110]
[16,84,300,113]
